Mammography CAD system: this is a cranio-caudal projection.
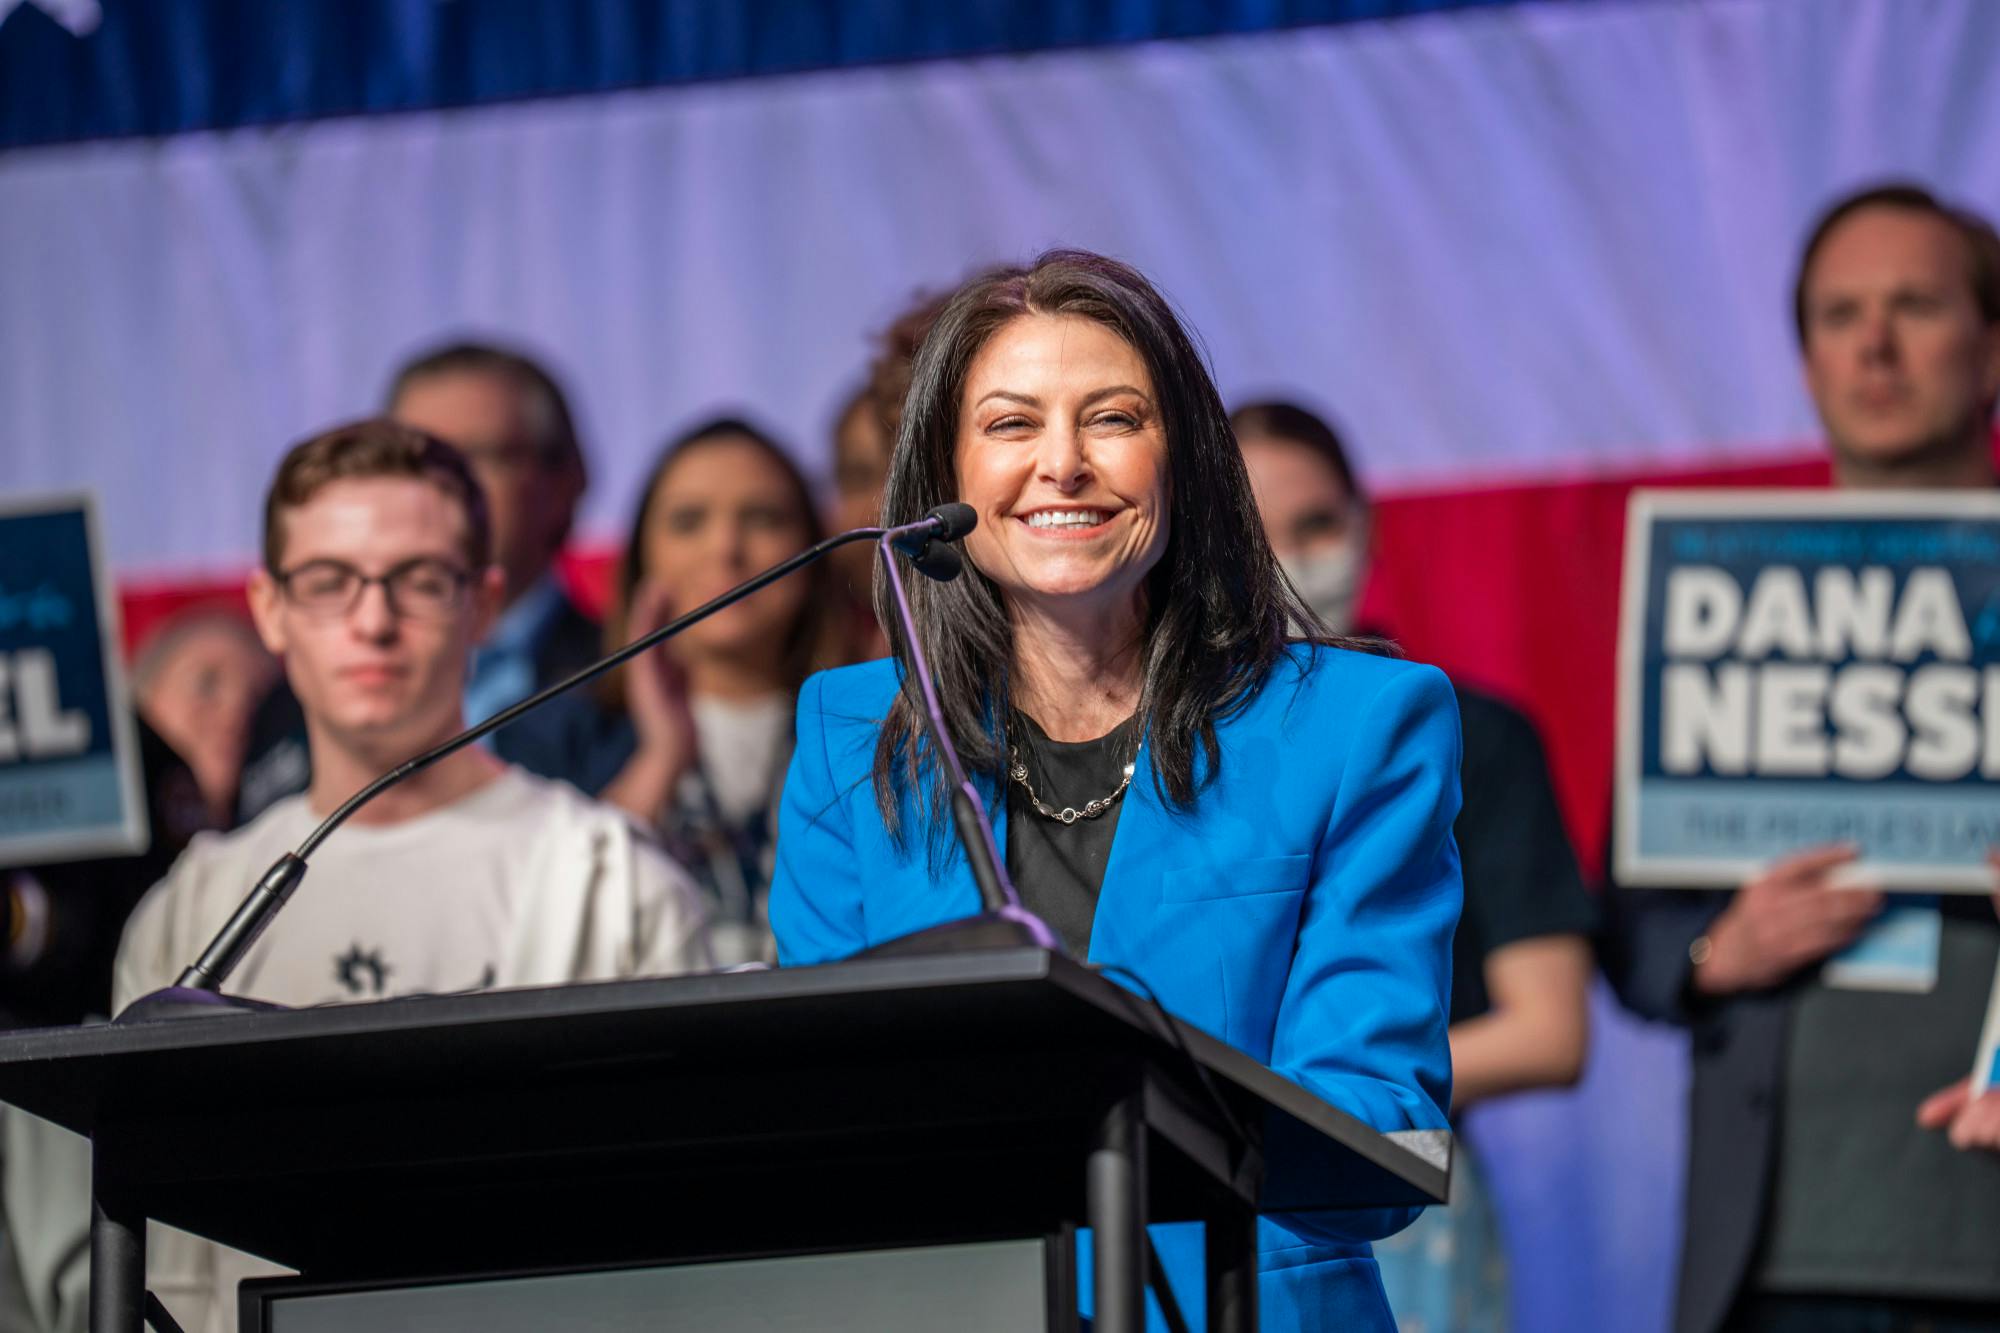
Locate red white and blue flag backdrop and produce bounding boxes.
[4,1,1998,1328]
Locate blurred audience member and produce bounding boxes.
[131,608,276,826]
[505,418,839,966]
[0,735,205,1333]
[1601,182,2000,1333]
[391,343,600,707]
[108,419,709,1333]
[237,341,599,819]
[1234,400,1594,1333]
[0,720,206,1031]
[826,290,951,659]
[826,381,891,659]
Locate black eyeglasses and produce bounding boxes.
[274,558,472,621]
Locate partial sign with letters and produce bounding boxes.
[0,493,148,864]
[1615,490,2000,891]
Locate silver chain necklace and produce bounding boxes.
[1008,723,1140,825]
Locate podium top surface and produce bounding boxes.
[0,949,1446,1265]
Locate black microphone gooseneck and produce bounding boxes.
[861,503,1058,958]
[120,516,964,1023]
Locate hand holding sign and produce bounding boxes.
[1691,844,1883,996]
[1916,1078,2000,1153]
[1921,855,2000,1154]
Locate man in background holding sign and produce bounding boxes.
[1604,183,2000,1333]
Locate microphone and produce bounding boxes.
[117,519,909,1023]
[892,500,976,549]
[863,507,1058,958]
[890,501,973,582]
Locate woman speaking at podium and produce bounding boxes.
[769,250,1462,1330]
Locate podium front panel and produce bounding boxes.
[246,1238,1059,1333]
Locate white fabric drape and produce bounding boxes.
[3,0,1998,573]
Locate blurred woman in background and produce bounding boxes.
[1233,400,1595,1333]
[826,288,953,660]
[506,417,841,965]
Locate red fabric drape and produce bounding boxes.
[1360,452,1833,879]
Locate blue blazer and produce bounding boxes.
[770,643,1462,1332]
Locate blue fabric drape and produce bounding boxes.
[0,0,1536,150]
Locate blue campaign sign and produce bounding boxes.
[0,493,148,863]
[1615,490,2000,891]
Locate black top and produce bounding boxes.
[998,689,1590,991]
[1003,711,1140,956]
[1449,684,1596,1024]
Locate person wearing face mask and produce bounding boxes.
[1233,400,1595,1333]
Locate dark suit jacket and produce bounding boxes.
[527,590,604,695]
[1598,880,1791,1333]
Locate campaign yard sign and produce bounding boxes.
[1616,490,2000,892]
[0,493,148,863]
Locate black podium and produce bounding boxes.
[0,948,1449,1333]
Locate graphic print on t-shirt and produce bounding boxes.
[334,943,391,997]
[330,943,502,999]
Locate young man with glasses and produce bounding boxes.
[108,419,711,1333]
[237,342,601,820]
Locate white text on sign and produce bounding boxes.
[0,649,92,763]
[1660,565,1998,780]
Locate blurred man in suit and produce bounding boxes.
[1603,182,2000,1333]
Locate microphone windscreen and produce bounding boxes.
[910,540,964,583]
[929,502,978,541]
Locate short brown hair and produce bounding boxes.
[1793,182,2000,345]
[263,418,492,573]
[387,341,585,474]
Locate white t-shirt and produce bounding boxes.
[689,693,793,823]
[112,765,713,1333]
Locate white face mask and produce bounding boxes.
[1280,530,1370,636]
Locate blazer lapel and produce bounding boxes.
[1085,732,1167,965]
[882,768,1007,944]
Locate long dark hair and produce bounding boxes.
[603,416,837,707]
[871,250,1350,852]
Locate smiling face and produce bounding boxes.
[954,314,1169,630]
[1800,205,2000,477]
[249,476,501,764]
